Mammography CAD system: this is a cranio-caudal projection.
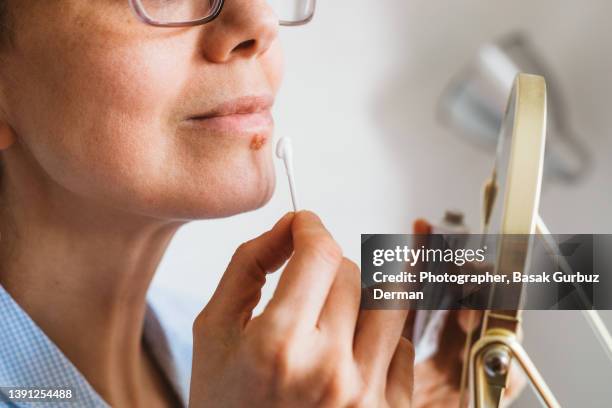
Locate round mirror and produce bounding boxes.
[482,73,547,314]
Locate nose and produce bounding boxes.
[200,0,279,63]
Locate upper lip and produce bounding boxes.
[188,95,274,120]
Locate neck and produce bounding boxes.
[0,146,184,405]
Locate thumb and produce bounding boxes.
[203,212,295,331]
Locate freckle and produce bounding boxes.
[250,134,267,150]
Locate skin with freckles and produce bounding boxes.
[0,0,282,220]
[0,0,283,406]
[0,1,518,407]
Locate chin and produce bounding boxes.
[131,185,275,222]
[151,166,277,221]
[206,151,277,218]
[209,174,276,218]
[97,143,277,221]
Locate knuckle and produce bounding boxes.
[350,389,377,408]
[344,375,377,408]
[322,365,360,406]
[341,257,361,277]
[340,258,362,297]
[230,240,267,283]
[244,326,295,382]
[192,309,213,335]
[346,384,380,408]
[233,240,255,260]
[342,257,359,270]
[397,337,415,363]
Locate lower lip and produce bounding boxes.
[185,110,273,134]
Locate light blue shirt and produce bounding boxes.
[0,284,197,407]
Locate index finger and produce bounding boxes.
[264,211,343,330]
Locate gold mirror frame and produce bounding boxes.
[468,74,562,408]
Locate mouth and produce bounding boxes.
[185,95,274,134]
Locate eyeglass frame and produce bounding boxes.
[128,0,316,28]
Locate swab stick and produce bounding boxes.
[276,137,299,212]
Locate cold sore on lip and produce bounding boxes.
[250,133,267,150]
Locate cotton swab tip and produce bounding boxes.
[276,137,292,160]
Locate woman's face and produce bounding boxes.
[0,0,283,220]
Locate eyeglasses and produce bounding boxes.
[128,0,316,28]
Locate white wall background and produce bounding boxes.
[154,1,612,406]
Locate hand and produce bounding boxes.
[407,220,526,408]
[411,310,526,408]
[189,211,415,408]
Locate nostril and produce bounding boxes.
[233,39,256,52]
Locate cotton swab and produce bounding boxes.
[275,137,299,212]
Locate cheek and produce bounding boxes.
[6,36,282,219]
[9,39,187,193]
[5,15,284,219]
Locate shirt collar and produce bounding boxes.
[0,284,188,407]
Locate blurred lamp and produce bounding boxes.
[438,32,590,183]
